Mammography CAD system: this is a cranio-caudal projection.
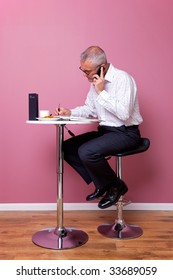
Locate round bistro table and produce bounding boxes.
[27,117,98,250]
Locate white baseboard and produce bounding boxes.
[0,203,173,211]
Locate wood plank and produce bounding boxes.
[0,210,173,260]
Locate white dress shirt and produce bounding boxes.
[71,64,143,127]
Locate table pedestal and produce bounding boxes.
[32,124,88,249]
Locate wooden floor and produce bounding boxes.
[0,210,173,260]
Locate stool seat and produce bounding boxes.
[98,137,150,239]
[115,138,150,157]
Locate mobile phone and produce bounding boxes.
[96,66,101,76]
[97,66,105,77]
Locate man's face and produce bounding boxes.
[79,61,101,82]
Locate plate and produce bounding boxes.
[37,117,60,121]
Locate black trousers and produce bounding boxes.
[63,125,141,190]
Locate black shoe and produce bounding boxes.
[86,187,108,201]
[98,179,128,209]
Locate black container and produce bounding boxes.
[28,93,39,120]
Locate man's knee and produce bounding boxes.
[78,145,95,163]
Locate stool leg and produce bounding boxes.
[97,156,143,239]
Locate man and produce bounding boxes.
[55,46,143,209]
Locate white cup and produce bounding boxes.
[39,110,50,117]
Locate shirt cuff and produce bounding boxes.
[70,108,80,117]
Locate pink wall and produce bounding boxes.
[0,0,173,204]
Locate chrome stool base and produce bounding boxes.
[98,221,143,239]
[32,227,88,250]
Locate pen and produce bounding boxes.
[58,104,60,115]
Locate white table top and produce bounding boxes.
[26,117,99,125]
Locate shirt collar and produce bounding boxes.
[104,63,115,83]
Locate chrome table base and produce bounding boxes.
[32,124,88,250]
[98,221,143,239]
[32,227,88,250]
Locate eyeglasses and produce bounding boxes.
[79,64,102,76]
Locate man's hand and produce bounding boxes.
[92,66,105,94]
[54,107,71,116]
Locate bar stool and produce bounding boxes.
[98,137,150,239]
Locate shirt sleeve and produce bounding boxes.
[71,89,97,118]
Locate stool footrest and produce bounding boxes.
[97,221,143,239]
[116,199,131,207]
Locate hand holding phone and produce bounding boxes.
[92,66,105,94]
